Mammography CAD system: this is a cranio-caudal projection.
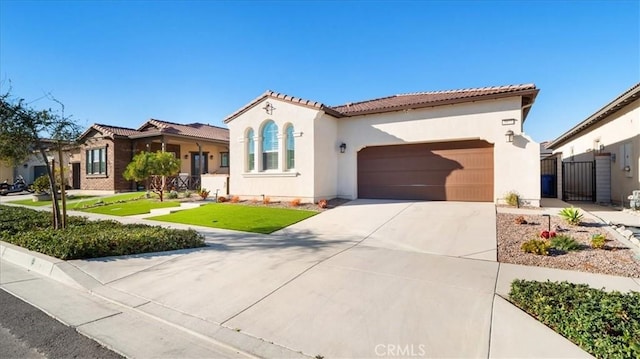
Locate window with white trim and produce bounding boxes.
[247,128,255,171]
[262,121,278,170]
[285,124,295,170]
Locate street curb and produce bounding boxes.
[0,240,309,358]
[0,241,85,290]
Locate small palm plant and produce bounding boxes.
[558,207,583,225]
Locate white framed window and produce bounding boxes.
[246,128,255,171]
[285,124,295,170]
[262,121,278,170]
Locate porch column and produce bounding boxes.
[161,136,166,152]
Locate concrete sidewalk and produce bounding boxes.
[2,199,638,358]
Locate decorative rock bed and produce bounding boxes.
[497,212,640,278]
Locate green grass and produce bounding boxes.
[9,195,98,207]
[67,192,149,210]
[81,199,180,216]
[148,203,318,234]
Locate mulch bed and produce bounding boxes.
[497,212,640,278]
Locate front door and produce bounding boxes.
[72,163,81,189]
[191,152,209,176]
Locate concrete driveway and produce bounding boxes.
[69,200,502,358]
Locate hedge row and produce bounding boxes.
[509,279,640,358]
[0,205,205,259]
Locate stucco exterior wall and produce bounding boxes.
[336,97,541,205]
[552,99,640,205]
[228,98,321,202]
[313,114,339,200]
[177,142,229,175]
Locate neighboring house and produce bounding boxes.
[547,82,639,206]
[2,139,78,187]
[77,119,229,192]
[540,141,553,160]
[224,84,541,205]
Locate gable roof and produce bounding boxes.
[78,120,229,143]
[224,84,539,123]
[135,119,229,142]
[223,90,343,123]
[78,123,144,141]
[547,82,640,149]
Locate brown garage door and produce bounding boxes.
[357,140,494,202]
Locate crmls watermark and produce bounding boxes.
[374,344,427,357]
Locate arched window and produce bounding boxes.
[262,121,278,170]
[285,125,294,170]
[246,128,255,171]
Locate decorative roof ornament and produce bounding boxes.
[263,101,276,115]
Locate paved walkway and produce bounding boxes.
[3,199,639,358]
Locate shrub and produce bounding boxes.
[540,230,557,239]
[183,190,192,198]
[168,190,179,199]
[318,199,328,209]
[263,196,271,205]
[550,235,582,252]
[0,205,205,259]
[509,280,640,358]
[504,191,519,207]
[559,207,583,225]
[33,175,50,194]
[231,196,240,203]
[514,215,527,225]
[591,234,606,249]
[198,188,210,200]
[250,197,258,204]
[290,198,301,207]
[521,239,550,255]
[217,196,227,203]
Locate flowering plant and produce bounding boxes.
[540,230,557,239]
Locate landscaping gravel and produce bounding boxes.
[497,212,640,278]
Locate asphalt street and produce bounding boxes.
[0,289,123,359]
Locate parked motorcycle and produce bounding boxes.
[0,175,34,195]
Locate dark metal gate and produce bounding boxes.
[540,158,557,198]
[562,161,595,202]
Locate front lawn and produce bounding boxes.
[67,192,149,210]
[9,195,97,207]
[81,199,180,216]
[148,203,317,234]
[0,205,205,259]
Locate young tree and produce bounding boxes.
[123,151,181,201]
[0,87,81,229]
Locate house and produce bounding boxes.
[547,82,639,206]
[1,139,79,187]
[224,84,541,205]
[77,119,229,192]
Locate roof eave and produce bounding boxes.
[547,83,640,149]
[334,88,540,117]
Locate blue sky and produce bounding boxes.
[1,0,638,142]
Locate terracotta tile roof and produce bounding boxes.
[94,124,144,137]
[331,84,538,116]
[138,119,229,142]
[223,90,342,123]
[77,123,143,140]
[547,82,640,149]
[224,84,539,123]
